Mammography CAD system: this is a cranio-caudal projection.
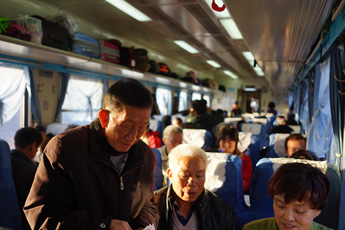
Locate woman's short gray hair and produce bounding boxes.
[168,144,208,173]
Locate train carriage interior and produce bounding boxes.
[1,0,345,229]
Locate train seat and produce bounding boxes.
[151,148,164,191]
[266,133,290,158]
[0,139,22,230]
[204,152,249,230]
[289,125,301,133]
[238,132,261,170]
[247,158,340,230]
[149,119,164,141]
[241,123,268,149]
[183,128,213,150]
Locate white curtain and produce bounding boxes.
[62,75,103,125]
[0,65,26,126]
[307,57,334,161]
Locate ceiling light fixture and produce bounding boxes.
[105,0,151,22]
[224,70,238,79]
[206,60,221,68]
[220,18,243,40]
[174,40,199,54]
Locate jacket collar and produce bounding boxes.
[88,118,147,172]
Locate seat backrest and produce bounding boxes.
[247,158,339,230]
[239,132,261,170]
[0,139,22,230]
[151,148,164,191]
[204,152,248,230]
[183,128,213,150]
[266,133,290,158]
[289,125,301,134]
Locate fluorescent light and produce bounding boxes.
[206,60,221,68]
[106,0,151,22]
[220,18,243,39]
[224,70,238,79]
[205,0,231,18]
[254,66,265,76]
[244,87,256,92]
[242,51,255,61]
[174,40,199,54]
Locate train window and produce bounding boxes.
[192,92,202,100]
[61,75,103,126]
[0,65,27,148]
[178,91,188,112]
[156,87,172,115]
[203,94,211,107]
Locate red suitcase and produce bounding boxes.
[99,40,120,63]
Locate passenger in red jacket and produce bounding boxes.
[141,125,162,148]
[216,124,253,194]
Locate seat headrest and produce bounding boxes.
[269,158,327,174]
[183,129,206,148]
[241,123,262,135]
[238,132,252,152]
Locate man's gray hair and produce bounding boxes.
[163,125,183,139]
[168,144,208,173]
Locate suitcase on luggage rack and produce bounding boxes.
[120,46,134,67]
[32,15,70,51]
[99,40,120,63]
[133,48,148,72]
[72,33,100,58]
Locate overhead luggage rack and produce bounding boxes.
[0,35,222,95]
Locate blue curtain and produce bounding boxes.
[299,79,310,134]
[54,73,70,122]
[307,56,333,160]
[29,68,42,125]
[329,43,345,166]
[307,70,315,122]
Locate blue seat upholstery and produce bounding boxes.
[266,133,290,158]
[204,152,248,230]
[242,133,261,170]
[0,139,21,230]
[151,148,164,191]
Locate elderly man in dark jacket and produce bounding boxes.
[24,78,159,230]
[155,144,236,230]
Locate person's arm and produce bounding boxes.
[129,150,160,229]
[24,138,112,230]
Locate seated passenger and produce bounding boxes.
[11,127,42,230]
[243,162,331,230]
[155,144,236,230]
[290,149,317,161]
[185,100,223,132]
[157,125,183,186]
[284,134,307,157]
[270,115,294,134]
[172,117,183,127]
[216,124,253,193]
[141,125,162,148]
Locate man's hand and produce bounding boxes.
[109,219,132,230]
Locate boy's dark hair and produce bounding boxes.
[103,78,152,112]
[14,127,42,149]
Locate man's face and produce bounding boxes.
[168,156,206,204]
[286,139,306,157]
[164,132,183,154]
[102,105,151,152]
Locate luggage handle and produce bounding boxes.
[104,55,118,60]
[82,47,99,55]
